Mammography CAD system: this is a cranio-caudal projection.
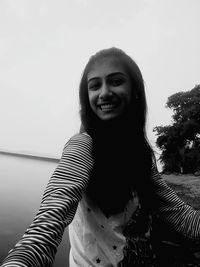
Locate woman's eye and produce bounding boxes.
[110,78,124,86]
[88,82,101,91]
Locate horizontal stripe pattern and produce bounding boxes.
[1,133,94,267]
[1,134,200,266]
[151,163,200,240]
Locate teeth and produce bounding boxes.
[100,103,117,110]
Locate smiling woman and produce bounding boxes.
[87,58,132,121]
[1,47,200,267]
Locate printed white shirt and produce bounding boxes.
[69,191,141,267]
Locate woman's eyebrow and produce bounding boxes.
[88,72,126,83]
[107,72,126,78]
[87,77,100,83]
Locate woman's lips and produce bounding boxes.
[98,102,119,111]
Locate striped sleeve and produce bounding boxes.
[1,133,94,267]
[151,163,200,240]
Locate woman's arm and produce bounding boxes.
[151,163,200,241]
[1,133,94,267]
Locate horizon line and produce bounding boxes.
[0,150,60,163]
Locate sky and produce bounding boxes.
[0,0,200,160]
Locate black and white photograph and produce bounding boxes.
[0,1,200,266]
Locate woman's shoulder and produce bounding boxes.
[69,132,93,143]
[63,132,93,152]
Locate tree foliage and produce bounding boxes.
[154,85,200,173]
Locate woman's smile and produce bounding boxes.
[98,101,119,111]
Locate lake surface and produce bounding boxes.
[0,153,70,266]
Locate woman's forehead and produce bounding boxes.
[87,56,127,80]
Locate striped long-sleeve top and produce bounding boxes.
[1,132,200,267]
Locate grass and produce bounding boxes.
[154,174,200,266]
[162,174,200,209]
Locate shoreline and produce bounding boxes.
[0,150,60,163]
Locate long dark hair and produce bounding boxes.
[79,47,154,218]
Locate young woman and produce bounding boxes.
[1,47,200,267]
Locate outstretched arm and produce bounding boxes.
[151,163,200,241]
[1,133,94,267]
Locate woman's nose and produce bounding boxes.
[99,83,112,99]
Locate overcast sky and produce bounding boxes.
[0,0,200,158]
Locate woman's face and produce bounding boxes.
[87,57,132,121]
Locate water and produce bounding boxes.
[0,153,70,266]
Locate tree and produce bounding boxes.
[154,85,200,173]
